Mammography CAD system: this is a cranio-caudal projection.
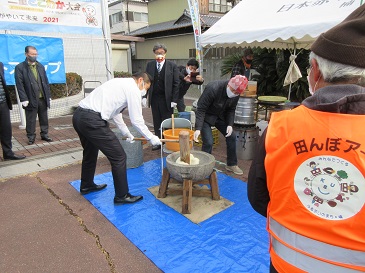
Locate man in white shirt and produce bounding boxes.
[72,72,161,204]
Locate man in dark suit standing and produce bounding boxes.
[15,46,52,145]
[145,43,180,150]
[0,61,26,160]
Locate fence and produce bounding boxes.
[10,92,83,124]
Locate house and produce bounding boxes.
[108,0,149,35]
[111,34,144,73]
[128,0,243,83]
[108,0,149,74]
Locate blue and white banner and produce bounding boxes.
[0,34,66,85]
[187,0,202,71]
[0,0,102,35]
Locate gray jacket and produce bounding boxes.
[195,80,239,130]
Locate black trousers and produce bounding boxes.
[176,97,185,112]
[270,260,278,273]
[72,107,128,197]
[151,95,173,137]
[0,101,13,157]
[25,98,49,141]
[200,119,237,166]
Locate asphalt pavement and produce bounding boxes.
[0,97,253,272]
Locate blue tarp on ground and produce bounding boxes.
[70,158,269,273]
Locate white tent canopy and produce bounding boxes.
[201,0,362,50]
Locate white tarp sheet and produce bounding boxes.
[201,0,363,49]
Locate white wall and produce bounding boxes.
[112,44,130,72]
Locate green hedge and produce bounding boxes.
[50,72,83,99]
[8,72,83,104]
[114,71,132,78]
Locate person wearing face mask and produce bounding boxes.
[194,75,248,175]
[145,43,180,150]
[177,58,204,112]
[247,4,365,273]
[72,72,161,204]
[15,45,52,145]
[0,61,26,161]
[230,47,254,79]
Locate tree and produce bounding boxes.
[220,47,311,102]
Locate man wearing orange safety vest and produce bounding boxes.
[248,5,365,273]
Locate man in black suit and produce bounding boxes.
[0,61,26,161]
[145,43,180,150]
[15,46,52,145]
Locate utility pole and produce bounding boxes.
[100,0,112,80]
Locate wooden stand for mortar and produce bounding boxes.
[158,130,220,214]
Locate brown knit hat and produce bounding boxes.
[243,48,254,57]
[311,4,365,68]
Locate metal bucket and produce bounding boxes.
[234,97,256,125]
[256,120,268,136]
[235,127,259,160]
[113,127,143,169]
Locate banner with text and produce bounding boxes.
[187,0,202,72]
[0,34,66,85]
[0,0,102,35]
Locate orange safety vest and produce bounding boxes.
[265,105,365,273]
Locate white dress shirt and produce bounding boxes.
[79,78,154,140]
[157,59,165,70]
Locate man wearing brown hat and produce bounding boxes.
[247,4,365,273]
[194,75,248,175]
[230,47,254,79]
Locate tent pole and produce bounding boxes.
[287,46,297,101]
[200,47,212,95]
[288,84,292,101]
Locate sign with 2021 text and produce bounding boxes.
[0,0,102,35]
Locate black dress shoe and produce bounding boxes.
[41,136,53,142]
[28,139,35,145]
[151,144,161,151]
[4,154,26,160]
[114,193,143,204]
[80,184,107,195]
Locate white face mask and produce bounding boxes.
[186,67,191,74]
[140,81,147,97]
[155,54,165,62]
[307,69,320,96]
[307,75,314,95]
[141,89,147,97]
[226,87,237,98]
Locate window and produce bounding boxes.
[134,12,148,22]
[208,0,234,13]
[109,12,123,27]
[126,11,134,21]
[125,11,148,22]
[189,49,196,58]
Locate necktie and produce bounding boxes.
[157,63,161,73]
